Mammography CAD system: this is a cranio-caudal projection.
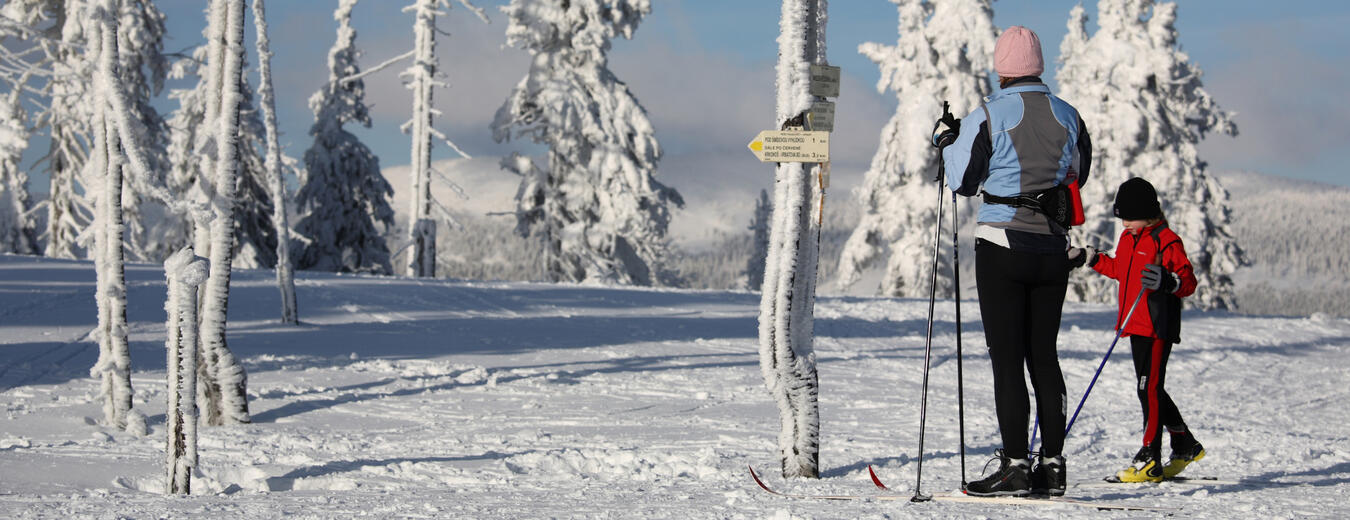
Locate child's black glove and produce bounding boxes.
[1141,263,1178,293]
[1067,246,1098,269]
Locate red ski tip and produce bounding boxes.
[748,465,773,493]
[867,465,890,490]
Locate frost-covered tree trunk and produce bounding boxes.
[744,189,771,292]
[405,0,438,278]
[492,0,683,286]
[294,0,396,275]
[1058,0,1242,309]
[252,0,297,324]
[197,0,250,426]
[163,248,206,495]
[758,0,827,479]
[0,84,39,255]
[89,1,142,434]
[401,0,486,278]
[836,0,994,297]
[105,0,169,264]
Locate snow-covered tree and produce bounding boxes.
[1058,0,1242,309]
[836,0,994,297]
[252,0,297,324]
[105,0,169,264]
[744,189,771,292]
[196,0,251,426]
[159,4,275,269]
[0,82,39,254]
[294,0,395,275]
[491,0,683,286]
[2,0,168,261]
[402,0,488,278]
[758,0,828,479]
[34,0,96,260]
[88,0,153,435]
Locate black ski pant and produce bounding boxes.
[1129,334,1188,460]
[975,240,1069,460]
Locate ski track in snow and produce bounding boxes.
[2,254,1349,518]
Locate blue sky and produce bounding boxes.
[23,1,1350,200]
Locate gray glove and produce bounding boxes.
[1067,246,1098,269]
[1140,263,1178,293]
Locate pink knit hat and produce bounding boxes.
[994,26,1044,78]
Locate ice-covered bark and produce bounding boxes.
[88,3,135,432]
[836,0,994,297]
[757,0,827,479]
[491,0,682,286]
[163,248,207,494]
[252,0,298,323]
[197,0,250,426]
[1058,0,1243,309]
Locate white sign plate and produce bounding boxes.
[747,129,830,163]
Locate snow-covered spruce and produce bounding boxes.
[402,0,487,278]
[836,0,994,297]
[162,248,207,495]
[1057,0,1243,310]
[491,0,683,286]
[758,0,826,479]
[197,0,251,426]
[252,0,298,324]
[294,0,396,275]
[25,0,96,260]
[743,189,772,292]
[0,78,39,255]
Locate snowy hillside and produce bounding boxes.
[3,254,1348,518]
[1218,170,1350,318]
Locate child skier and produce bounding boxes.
[1069,177,1206,482]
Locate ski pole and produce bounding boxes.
[911,146,948,503]
[1064,287,1148,436]
[951,190,967,487]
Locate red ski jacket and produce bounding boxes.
[1092,222,1198,340]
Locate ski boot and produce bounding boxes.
[1115,447,1164,483]
[1031,452,1066,496]
[965,449,1032,497]
[1164,439,1206,478]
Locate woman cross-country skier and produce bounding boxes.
[1069,177,1207,482]
[935,25,1091,497]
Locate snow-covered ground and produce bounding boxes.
[2,254,1348,518]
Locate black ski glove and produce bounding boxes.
[1141,263,1179,293]
[1067,246,1098,269]
[931,112,961,149]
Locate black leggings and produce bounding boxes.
[1130,335,1187,458]
[975,241,1069,459]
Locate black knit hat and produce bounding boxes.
[1113,177,1161,220]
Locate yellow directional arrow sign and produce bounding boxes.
[747,129,830,163]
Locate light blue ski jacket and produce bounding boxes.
[943,80,1091,240]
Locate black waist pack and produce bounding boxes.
[981,183,1083,230]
